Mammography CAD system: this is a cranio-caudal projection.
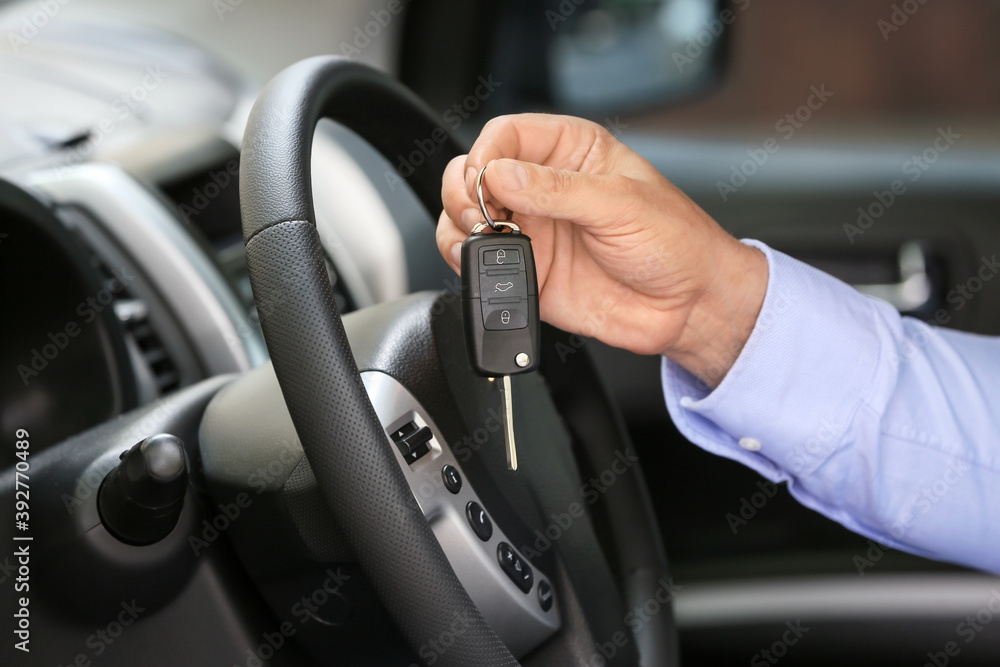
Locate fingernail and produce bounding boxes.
[450,243,462,267]
[496,160,528,191]
[461,208,481,228]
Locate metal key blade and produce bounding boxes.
[498,375,517,470]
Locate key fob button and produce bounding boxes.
[483,305,528,330]
[483,248,521,266]
[480,271,527,300]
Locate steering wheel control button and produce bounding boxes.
[390,421,434,464]
[497,542,533,593]
[483,248,521,266]
[537,580,554,611]
[466,501,493,541]
[441,464,462,494]
[739,436,763,452]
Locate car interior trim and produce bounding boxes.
[25,163,266,373]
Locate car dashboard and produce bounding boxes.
[0,21,453,466]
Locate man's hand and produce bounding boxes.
[437,113,768,388]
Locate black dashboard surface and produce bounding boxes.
[0,180,134,465]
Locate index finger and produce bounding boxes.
[464,114,616,192]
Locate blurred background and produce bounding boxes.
[2,1,999,665]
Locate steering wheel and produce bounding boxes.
[238,56,678,667]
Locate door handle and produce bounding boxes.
[853,241,932,312]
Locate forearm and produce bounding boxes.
[663,241,1000,573]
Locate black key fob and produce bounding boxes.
[461,230,540,377]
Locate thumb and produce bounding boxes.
[483,158,636,228]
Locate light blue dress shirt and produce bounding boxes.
[662,240,1000,574]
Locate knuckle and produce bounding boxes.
[587,125,620,169]
[548,167,571,194]
[482,116,504,132]
[480,115,513,142]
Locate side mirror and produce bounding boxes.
[545,0,735,113]
[398,0,736,131]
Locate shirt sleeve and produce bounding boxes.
[662,240,1000,574]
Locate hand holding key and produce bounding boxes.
[438,113,769,388]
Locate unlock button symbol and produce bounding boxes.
[496,249,506,264]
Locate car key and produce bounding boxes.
[461,165,540,470]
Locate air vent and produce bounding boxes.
[84,244,182,397]
[113,298,180,394]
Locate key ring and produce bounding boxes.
[476,163,519,233]
[476,164,499,230]
[471,220,521,234]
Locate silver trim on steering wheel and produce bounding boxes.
[361,370,561,658]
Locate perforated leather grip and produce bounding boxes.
[240,57,519,667]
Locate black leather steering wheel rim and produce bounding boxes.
[239,55,678,666]
[240,56,518,667]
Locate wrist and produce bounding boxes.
[664,238,769,389]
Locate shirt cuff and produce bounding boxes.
[662,240,884,482]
